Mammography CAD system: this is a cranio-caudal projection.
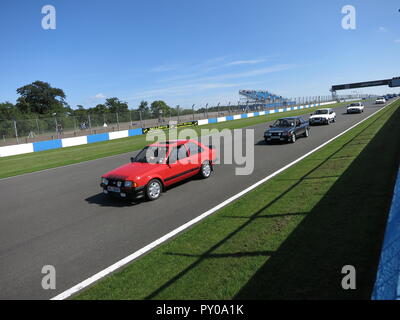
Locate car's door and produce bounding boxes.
[164,144,192,186]
[186,142,203,174]
[294,118,303,136]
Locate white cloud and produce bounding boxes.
[225,59,265,66]
[395,39,400,43]
[187,64,294,83]
[378,26,388,32]
[129,82,247,100]
[94,93,106,99]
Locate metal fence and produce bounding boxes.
[0,94,369,146]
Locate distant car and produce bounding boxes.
[309,108,336,125]
[100,140,217,201]
[375,97,386,104]
[347,102,364,114]
[264,116,310,144]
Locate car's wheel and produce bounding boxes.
[199,161,212,179]
[290,133,296,143]
[333,117,336,123]
[264,138,269,144]
[146,179,162,201]
[303,128,310,138]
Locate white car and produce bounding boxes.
[347,102,364,114]
[309,108,336,125]
[375,97,386,104]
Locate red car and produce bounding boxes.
[100,140,217,201]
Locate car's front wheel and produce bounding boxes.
[290,133,296,143]
[146,179,162,201]
[199,161,212,179]
[303,128,310,138]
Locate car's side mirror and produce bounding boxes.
[269,125,273,128]
[130,157,135,163]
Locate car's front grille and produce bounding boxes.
[108,179,123,187]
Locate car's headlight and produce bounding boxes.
[124,181,133,188]
[101,178,109,185]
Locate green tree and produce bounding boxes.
[0,102,20,120]
[15,81,68,115]
[138,101,149,112]
[104,97,129,114]
[91,104,108,114]
[150,100,170,117]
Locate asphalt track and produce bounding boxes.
[0,100,389,299]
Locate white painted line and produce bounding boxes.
[51,100,396,300]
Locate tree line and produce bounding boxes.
[0,81,199,139]
[0,80,196,122]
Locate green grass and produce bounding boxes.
[0,101,352,179]
[75,99,400,300]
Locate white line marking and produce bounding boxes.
[51,100,397,300]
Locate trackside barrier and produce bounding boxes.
[372,167,400,300]
[0,101,336,158]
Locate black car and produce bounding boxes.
[264,116,310,144]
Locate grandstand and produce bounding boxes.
[239,90,296,110]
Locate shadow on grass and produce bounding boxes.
[234,104,400,300]
[144,103,400,300]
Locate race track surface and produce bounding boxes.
[0,100,388,299]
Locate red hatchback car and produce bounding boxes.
[100,140,217,201]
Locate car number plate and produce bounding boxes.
[107,186,120,193]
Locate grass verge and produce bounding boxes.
[0,101,353,179]
[75,99,400,300]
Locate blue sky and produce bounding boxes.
[0,0,399,109]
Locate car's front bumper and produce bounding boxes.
[264,134,290,143]
[100,183,146,199]
[347,109,362,113]
[309,118,329,125]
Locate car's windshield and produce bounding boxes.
[133,146,167,164]
[272,119,295,127]
[350,103,360,106]
[314,109,328,114]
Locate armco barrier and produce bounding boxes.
[0,101,335,158]
[372,167,400,300]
